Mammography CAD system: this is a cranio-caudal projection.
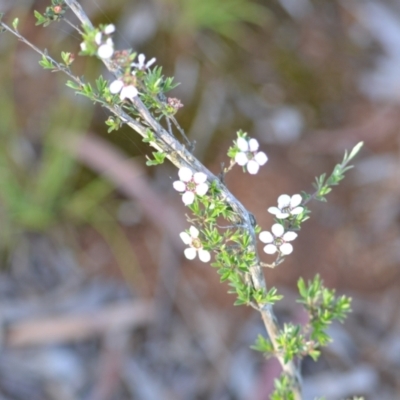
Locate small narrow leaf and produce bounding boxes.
[348,141,364,161]
[12,18,19,30]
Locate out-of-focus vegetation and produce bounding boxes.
[160,0,269,39]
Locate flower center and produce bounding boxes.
[281,206,291,214]
[246,152,254,161]
[186,180,197,192]
[274,237,284,247]
[192,238,202,249]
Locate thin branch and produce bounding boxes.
[63,17,84,34]
[169,114,192,148]
[9,2,303,396]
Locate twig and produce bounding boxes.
[6,301,154,346]
[8,2,303,396]
[63,17,83,35]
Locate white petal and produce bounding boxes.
[146,57,156,68]
[264,244,277,254]
[280,243,293,255]
[189,226,199,238]
[173,181,186,192]
[180,232,191,245]
[106,38,113,46]
[195,183,209,196]
[198,249,211,263]
[235,152,248,166]
[184,248,197,260]
[268,207,280,215]
[291,206,303,215]
[237,137,249,152]
[277,194,290,208]
[276,212,290,219]
[254,151,268,166]
[104,24,115,34]
[193,172,207,184]
[178,167,193,182]
[97,44,114,59]
[290,194,303,208]
[259,231,273,243]
[271,223,284,237]
[247,160,260,175]
[283,231,298,242]
[95,32,102,45]
[120,85,138,100]
[80,42,87,51]
[248,138,259,152]
[109,80,124,94]
[137,54,145,67]
[182,191,195,205]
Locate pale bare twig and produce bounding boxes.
[64,0,302,395]
[3,2,303,396]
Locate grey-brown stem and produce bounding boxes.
[63,0,302,396]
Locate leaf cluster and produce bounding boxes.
[270,374,297,400]
[34,0,66,27]
[298,275,351,347]
[313,142,363,202]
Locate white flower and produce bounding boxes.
[131,53,156,70]
[80,42,87,52]
[97,38,114,59]
[180,226,211,262]
[109,78,138,101]
[235,137,268,174]
[173,167,208,205]
[104,24,115,35]
[259,223,297,255]
[268,194,303,219]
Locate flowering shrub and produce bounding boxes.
[1,1,364,399]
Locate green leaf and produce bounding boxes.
[297,278,307,298]
[12,18,19,30]
[250,334,274,354]
[346,141,364,163]
[95,75,107,94]
[65,80,82,91]
[142,129,155,143]
[61,51,73,66]
[34,10,47,26]
[146,151,166,166]
[39,55,54,69]
[105,117,122,133]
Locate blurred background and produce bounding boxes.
[0,0,399,399]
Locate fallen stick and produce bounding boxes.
[6,301,154,347]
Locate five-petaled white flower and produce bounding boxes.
[259,223,297,255]
[173,167,209,205]
[235,137,268,175]
[131,53,156,70]
[180,226,211,262]
[109,76,138,101]
[268,194,304,219]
